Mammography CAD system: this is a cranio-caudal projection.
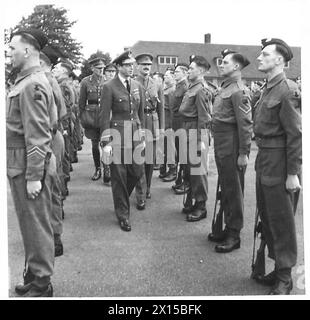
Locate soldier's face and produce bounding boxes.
[92,66,104,77]
[105,70,116,80]
[174,67,187,82]
[219,54,237,76]
[138,63,152,76]
[119,62,134,78]
[164,71,174,85]
[8,35,27,69]
[257,45,282,72]
[188,62,202,81]
[52,63,66,79]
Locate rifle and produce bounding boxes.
[211,178,224,237]
[251,187,301,279]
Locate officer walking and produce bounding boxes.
[7,28,56,297]
[79,54,107,181]
[208,49,253,253]
[179,55,212,222]
[252,38,302,295]
[100,51,145,231]
[134,53,164,210]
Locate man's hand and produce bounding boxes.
[286,175,301,192]
[237,154,248,171]
[27,180,42,200]
[102,145,112,164]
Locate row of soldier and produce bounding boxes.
[6,27,301,297]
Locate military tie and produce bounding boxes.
[125,79,130,93]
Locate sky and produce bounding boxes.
[1,0,310,299]
[2,0,309,60]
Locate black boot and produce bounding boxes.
[172,168,183,190]
[182,193,194,214]
[15,268,35,295]
[186,201,207,222]
[22,283,53,297]
[162,166,177,182]
[159,164,169,179]
[91,167,101,181]
[174,181,190,195]
[215,235,241,253]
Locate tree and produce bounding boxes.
[11,4,83,65]
[79,50,112,81]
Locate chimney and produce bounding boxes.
[204,33,211,44]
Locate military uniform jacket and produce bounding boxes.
[45,72,67,131]
[79,73,105,127]
[178,80,212,144]
[172,78,188,118]
[58,77,75,123]
[6,66,56,181]
[254,72,302,175]
[100,76,145,149]
[163,84,175,129]
[136,75,164,140]
[212,75,253,154]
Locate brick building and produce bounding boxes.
[130,34,301,85]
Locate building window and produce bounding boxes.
[158,56,178,65]
[216,57,223,66]
[284,61,290,68]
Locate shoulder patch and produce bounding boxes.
[239,104,251,114]
[34,84,42,100]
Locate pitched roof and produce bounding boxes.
[131,40,301,79]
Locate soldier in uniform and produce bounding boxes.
[40,46,68,257]
[104,63,117,81]
[53,60,76,177]
[208,49,253,253]
[79,54,108,181]
[252,38,302,295]
[100,51,145,231]
[179,55,212,222]
[168,63,189,191]
[134,53,164,210]
[160,68,176,182]
[7,29,56,297]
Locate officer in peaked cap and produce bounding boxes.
[7,28,55,297]
[99,50,145,232]
[252,38,301,295]
[134,53,164,210]
[208,49,252,253]
[79,53,107,181]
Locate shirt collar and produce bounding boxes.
[15,66,41,84]
[118,73,130,86]
[266,72,286,89]
[221,74,241,89]
[188,79,204,90]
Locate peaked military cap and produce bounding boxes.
[221,49,250,69]
[261,38,293,62]
[113,50,135,65]
[189,55,210,71]
[40,46,63,66]
[135,53,153,64]
[104,63,117,72]
[152,71,164,78]
[11,28,48,50]
[88,53,106,68]
[175,62,189,70]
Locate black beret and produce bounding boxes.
[113,50,135,65]
[135,53,153,64]
[11,28,48,50]
[59,58,74,72]
[221,49,236,58]
[189,55,210,71]
[261,38,293,62]
[40,46,63,66]
[175,63,189,70]
[104,63,117,72]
